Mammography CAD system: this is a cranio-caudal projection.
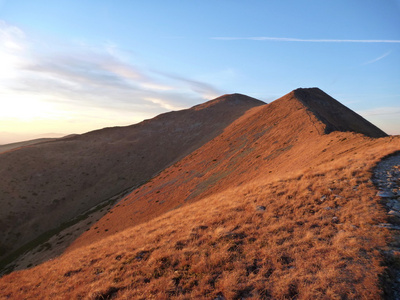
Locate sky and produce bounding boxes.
[0,0,399,144]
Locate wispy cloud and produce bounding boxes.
[362,51,392,65]
[0,20,25,49]
[359,106,400,117]
[154,71,221,100]
[212,36,400,43]
[0,21,221,121]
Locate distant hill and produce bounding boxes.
[0,88,399,299]
[0,94,264,267]
[0,132,67,146]
[0,138,57,154]
[0,135,79,154]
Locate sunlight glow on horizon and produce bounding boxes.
[0,1,399,143]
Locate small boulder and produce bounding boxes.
[377,190,395,198]
[388,210,400,218]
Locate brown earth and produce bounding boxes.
[0,94,263,267]
[1,88,399,299]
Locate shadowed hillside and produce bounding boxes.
[0,94,264,268]
[1,88,399,299]
[294,88,387,137]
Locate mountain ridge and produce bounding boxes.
[0,93,264,268]
[1,88,399,299]
[68,88,388,251]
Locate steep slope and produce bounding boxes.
[0,94,264,267]
[69,88,382,250]
[294,88,387,137]
[1,88,399,299]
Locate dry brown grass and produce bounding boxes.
[1,90,399,299]
[1,135,399,299]
[0,93,262,264]
[68,91,392,252]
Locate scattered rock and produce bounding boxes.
[389,210,400,218]
[374,153,400,298]
[378,223,393,228]
[63,268,82,277]
[378,223,400,230]
[214,294,226,300]
[387,199,400,210]
[377,190,395,198]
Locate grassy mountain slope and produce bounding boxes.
[69,88,388,250]
[1,88,399,299]
[0,94,263,267]
[2,132,399,299]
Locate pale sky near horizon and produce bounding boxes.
[0,0,399,144]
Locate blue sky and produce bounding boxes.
[0,0,399,143]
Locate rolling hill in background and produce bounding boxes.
[1,88,400,299]
[0,138,58,154]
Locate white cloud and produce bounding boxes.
[0,20,221,139]
[0,20,25,47]
[0,21,28,79]
[212,36,400,43]
[0,20,226,142]
[144,97,185,111]
[153,71,221,100]
[362,51,392,65]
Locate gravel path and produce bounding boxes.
[373,152,400,299]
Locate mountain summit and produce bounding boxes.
[192,93,264,110]
[293,88,387,137]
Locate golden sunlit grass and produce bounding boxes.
[0,93,263,268]
[1,90,399,299]
[1,137,399,299]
